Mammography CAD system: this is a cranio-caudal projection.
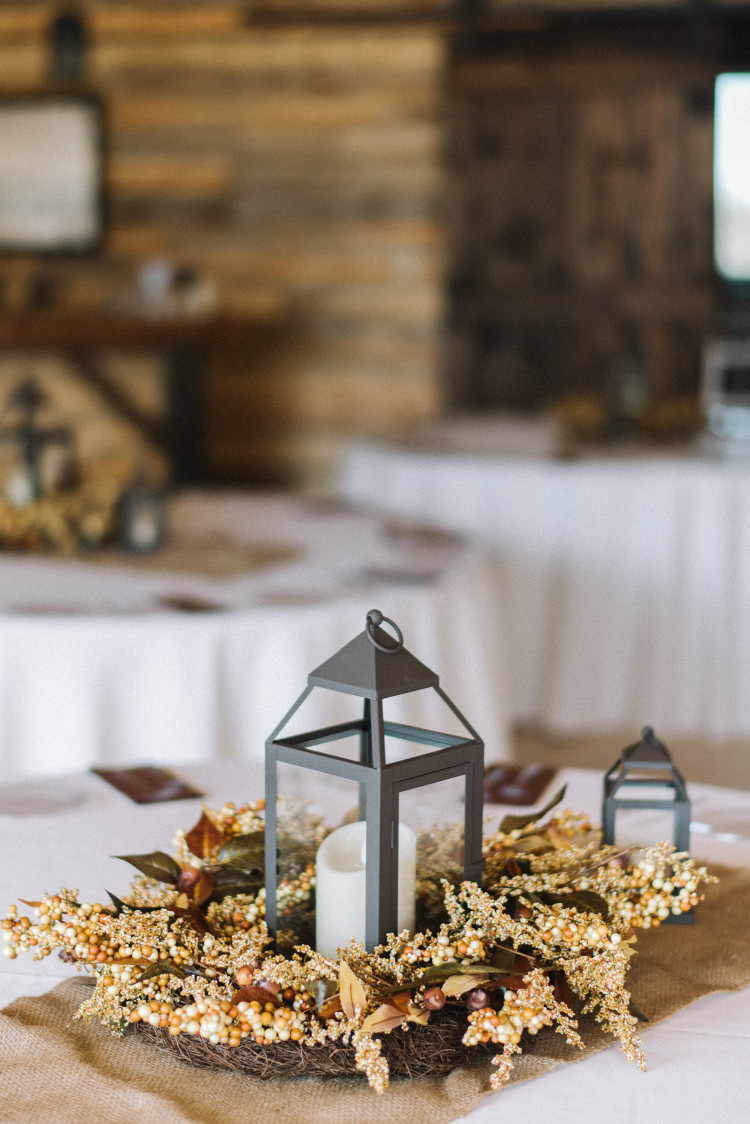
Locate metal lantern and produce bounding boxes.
[602,726,693,922]
[265,609,485,954]
[120,473,168,554]
[0,378,76,506]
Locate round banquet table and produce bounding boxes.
[0,491,511,782]
[0,763,748,1123]
[337,435,750,740]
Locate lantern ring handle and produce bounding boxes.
[366,610,403,654]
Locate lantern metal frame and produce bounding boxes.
[264,610,485,952]
[602,725,693,923]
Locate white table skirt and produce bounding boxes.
[0,492,512,781]
[338,441,750,739]
[1,763,748,1123]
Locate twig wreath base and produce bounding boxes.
[138,1003,485,1080]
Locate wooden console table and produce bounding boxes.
[0,314,269,485]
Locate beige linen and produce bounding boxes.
[1,865,748,1124]
[84,533,296,580]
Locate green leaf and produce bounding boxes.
[209,867,264,900]
[139,958,188,981]
[499,784,567,835]
[216,831,265,871]
[114,851,181,885]
[489,945,517,972]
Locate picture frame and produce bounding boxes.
[0,94,104,254]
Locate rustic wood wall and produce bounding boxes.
[0,3,447,488]
[446,24,720,413]
[0,4,735,468]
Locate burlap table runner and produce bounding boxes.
[83,533,297,581]
[1,864,748,1124]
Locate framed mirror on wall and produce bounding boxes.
[0,94,104,255]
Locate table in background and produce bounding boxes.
[0,491,511,781]
[1,763,748,1124]
[337,434,750,740]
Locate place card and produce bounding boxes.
[91,765,204,804]
[483,762,557,805]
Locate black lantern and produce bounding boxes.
[120,473,168,553]
[265,610,484,956]
[0,378,76,506]
[603,726,693,922]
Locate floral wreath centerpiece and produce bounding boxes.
[0,376,165,554]
[2,614,715,1092]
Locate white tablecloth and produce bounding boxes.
[0,492,511,781]
[1,763,748,1123]
[338,440,750,739]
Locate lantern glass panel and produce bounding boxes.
[284,730,364,762]
[398,773,466,870]
[383,688,473,745]
[606,806,683,850]
[274,761,362,950]
[277,690,364,746]
[275,759,359,837]
[614,780,678,803]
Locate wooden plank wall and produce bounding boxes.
[446,30,719,412]
[0,3,447,489]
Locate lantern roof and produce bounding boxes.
[308,612,439,700]
[605,726,688,798]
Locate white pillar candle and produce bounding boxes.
[315,819,416,960]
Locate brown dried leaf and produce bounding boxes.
[232,985,281,1007]
[172,903,218,937]
[339,959,367,1020]
[319,993,343,1020]
[407,1004,431,1025]
[513,834,551,853]
[361,1003,407,1035]
[441,973,490,997]
[139,958,188,981]
[389,990,412,1014]
[499,784,567,835]
[184,810,224,860]
[189,870,215,908]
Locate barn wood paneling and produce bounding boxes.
[446,27,719,412]
[0,5,446,489]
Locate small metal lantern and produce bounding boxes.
[265,610,485,953]
[603,726,693,922]
[120,473,168,553]
[0,378,76,506]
